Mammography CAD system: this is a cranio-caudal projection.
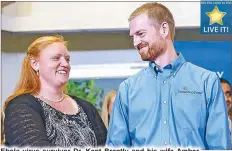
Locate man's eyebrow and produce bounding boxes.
[135,30,146,34]
[130,30,146,37]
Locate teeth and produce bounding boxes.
[57,71,67,74]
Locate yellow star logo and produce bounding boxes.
[206,5,226,25]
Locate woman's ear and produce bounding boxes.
[30,57,39,72]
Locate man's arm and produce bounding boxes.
[106,82,131,147]
[205,74,231,149]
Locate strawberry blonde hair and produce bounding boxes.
[128,2,175,41]
[4,35,68,110]
[101,89,117,129]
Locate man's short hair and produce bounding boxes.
[220,78,231,86]
[128,2,175,41]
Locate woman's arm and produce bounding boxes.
[4,96,53,147]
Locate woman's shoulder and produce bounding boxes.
[69,96,99,116]
[8,94,38,105]
[5,93,42,112]
[70,95,95,109]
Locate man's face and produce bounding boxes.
[221,82,232,108]
[129,13,166,61]
[229,113,232,121]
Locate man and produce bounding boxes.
[220,78,232,108]
[220,78,232,147]
[229,106,232,121]
[106,2,230,149]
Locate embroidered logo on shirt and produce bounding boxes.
[178,87,203,95]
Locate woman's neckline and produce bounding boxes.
[31,94,79,116]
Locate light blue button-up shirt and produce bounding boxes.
[106,53,230,149]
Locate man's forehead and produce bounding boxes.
[129,13,151,35]
[222,83,231,90]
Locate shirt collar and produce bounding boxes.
[149,52,185,75]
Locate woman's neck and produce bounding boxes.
[38,85,63,101]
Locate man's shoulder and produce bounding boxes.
[184,62,212,73]
[184,62,218,80]
[121,68,147,87]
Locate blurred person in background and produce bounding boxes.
[106,2,230,149]
[220,78,232,147]
[1,111,5,145]
[220,78,232,108]
[228,105,232,147]
[101,89,117,129]
[3,35,107,147]
[229,106,232,121]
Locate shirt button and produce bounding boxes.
[163,80,167,84]
[164,142,168,145]
[164,121,167,124]
[163,100,167,104]
[173,73,176,76]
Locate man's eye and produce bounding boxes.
[226,92,232,97]
[138,33,145,37]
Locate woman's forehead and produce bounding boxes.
[40,42,68,55]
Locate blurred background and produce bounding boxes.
[1,1,232,111]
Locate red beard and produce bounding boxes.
[138,37,165,61]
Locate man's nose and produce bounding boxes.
[226,100,231,107]
[133,37,141,49]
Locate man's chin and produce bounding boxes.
[140,54,149,61]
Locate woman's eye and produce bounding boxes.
[66,58,70,62]
[52,57,59,60]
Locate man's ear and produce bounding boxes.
[30,57,39,72]
[159,22,169,39]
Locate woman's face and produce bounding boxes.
[108,95,116,115]
[36,42,71,88]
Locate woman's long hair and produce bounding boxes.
[101,89,117,129]
[4,35,68,111]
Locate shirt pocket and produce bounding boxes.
[172,92,204,130]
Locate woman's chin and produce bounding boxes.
[55,79,69,87]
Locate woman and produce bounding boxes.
[1,111,5,145]
[4,35,107,147]
[101,89,117,129]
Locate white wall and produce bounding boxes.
[1,53,24,107]
[2,1,200,32]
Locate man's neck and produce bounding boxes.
[153,43,177,68]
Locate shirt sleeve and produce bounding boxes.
[4,98,53,147]
[106,82,131,147]
[205,75,231,149]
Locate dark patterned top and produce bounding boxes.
[38,99,97,147]
[4,94,107,147]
